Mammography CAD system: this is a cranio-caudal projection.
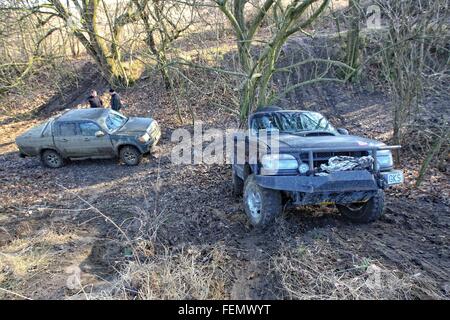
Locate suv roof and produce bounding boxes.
[251,108,311,116]
[57,108,108,122]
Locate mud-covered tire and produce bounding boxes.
[243,174,282,228]
[120,146,142,166]
[232,166,244,196]
[41,150,65,168]
[337,189,385,223]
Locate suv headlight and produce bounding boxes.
[261,154,298,171]
[138,133,150,143]
[376,150,393,169]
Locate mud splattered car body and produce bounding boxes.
[232,107,404,227]
[16,108,161,167]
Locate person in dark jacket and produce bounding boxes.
[109,88,123,112]
[87,90,103,108]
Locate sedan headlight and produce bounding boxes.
[261,154,298,171]
[148,121,157,132]
[376,150,393,169]
[138,132,150,143]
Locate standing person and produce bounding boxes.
[87,90,103,108]
[109,88,123,112]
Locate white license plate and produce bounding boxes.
[384,170,404,185]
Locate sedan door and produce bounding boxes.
[78,121,114,157]
[53,122,88,157]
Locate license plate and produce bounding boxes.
[383,170,404,185]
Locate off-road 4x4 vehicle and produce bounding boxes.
[232,107,404,227]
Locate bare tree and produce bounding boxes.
[213,0,351,122]
[0,1,40,93]
[345,0,361,80]
[375,0,449,164]
[132,0,196,90]
[3,0,143,86]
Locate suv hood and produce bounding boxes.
[116,117,153,134]
[271,133,385,150]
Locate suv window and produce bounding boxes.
[56,122,77,136]
[251,112,336,133]
[79,122,101,136]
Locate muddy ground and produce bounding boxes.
[0,77,449,299]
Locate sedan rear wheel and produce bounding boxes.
[41,150,65,168]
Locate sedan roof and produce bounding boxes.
[57,108,108,122]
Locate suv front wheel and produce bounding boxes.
[336,189,385,223]
[243,174,282,228]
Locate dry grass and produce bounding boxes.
[0,230,77,275]
[272,243,445,300]
[0,230,79,298]
[98,178,232,300]
[54,170,233,300]
[96,245,230,300]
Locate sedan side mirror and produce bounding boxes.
[337,128,349,135]
[95,130,105,137]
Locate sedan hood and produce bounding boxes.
[271,133,385,150]
[116,117,153,134]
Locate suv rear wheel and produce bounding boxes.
[120,146,142,166]
[243,174,282,228]
[41,150,65,168]
[337,189,385,223]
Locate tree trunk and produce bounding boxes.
[415,129,448,187]
[345,0,360,80]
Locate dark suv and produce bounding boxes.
[232,107,404,227]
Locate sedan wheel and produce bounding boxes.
[120,146,142,166]
[41,150,64,168]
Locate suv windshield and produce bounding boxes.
[251,111,336,134]
[105,110,127,132]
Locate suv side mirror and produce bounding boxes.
[95,130,105,137]
[337,128,349,135]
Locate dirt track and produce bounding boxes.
[0,83,449,299]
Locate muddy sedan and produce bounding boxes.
[15,108,161,167]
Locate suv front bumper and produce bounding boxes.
[255,169,403,205]
[255,169,403,193]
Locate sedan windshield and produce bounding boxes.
[251,111,336,134]
[105,110,127,132]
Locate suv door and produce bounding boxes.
[53,122,86,157]
[78,121,114,157]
